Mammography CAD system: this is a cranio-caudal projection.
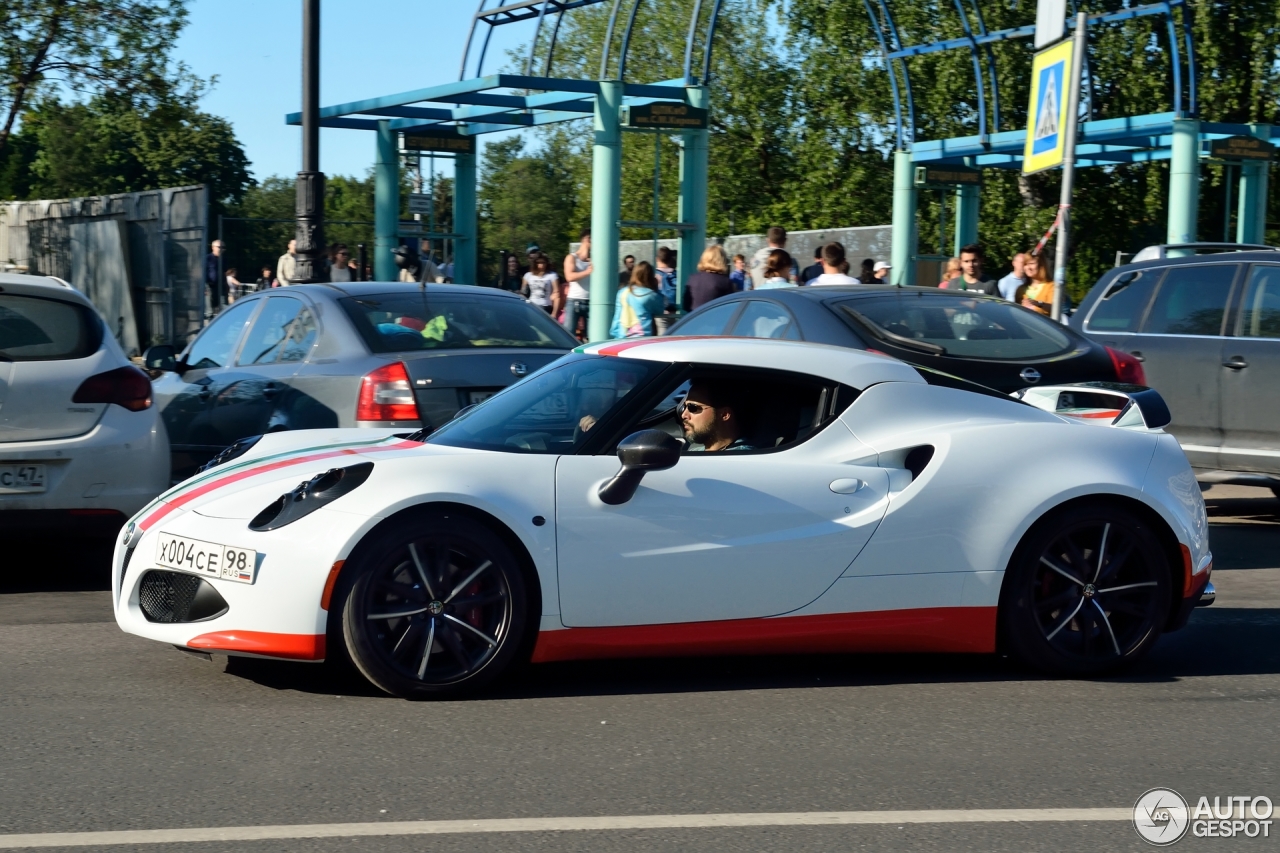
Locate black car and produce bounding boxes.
[668,285,1139,393]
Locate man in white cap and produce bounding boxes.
[873,260,891,282]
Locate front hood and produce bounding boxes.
[134,430,442,525]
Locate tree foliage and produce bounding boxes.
[477,0,1280,298]
[478,134,580,281]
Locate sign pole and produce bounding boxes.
[1051,12,1087,321]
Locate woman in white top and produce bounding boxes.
[755,249,795,289]
[522,252,560,314]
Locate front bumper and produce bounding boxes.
[113,504,377,661]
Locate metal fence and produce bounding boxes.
[0,185,209,354]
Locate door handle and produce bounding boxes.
[1129,351,1145,362]
[829,478,865,494]
[1222,357,1248,370]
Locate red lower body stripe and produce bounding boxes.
[187,631,326,661]
[530,606,997,664]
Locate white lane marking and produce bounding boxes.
[0,808,1132,848]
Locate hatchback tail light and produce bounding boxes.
[1105,346,1147,386]
[357,362,420,423]
[72,365,152,411]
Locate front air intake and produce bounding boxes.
[138,571,229,623]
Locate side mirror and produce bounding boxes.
[143,344,177,373]
[598,429,682,506]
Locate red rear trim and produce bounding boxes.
[187,631,326,661]
[530,606,996,663]
[1180,544,1193,597]
[140,440,419,531]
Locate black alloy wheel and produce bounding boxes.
[340,513,528,698]
[1003,504,1170,676]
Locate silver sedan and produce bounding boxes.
[143,282,577,481]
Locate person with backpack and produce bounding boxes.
[654,246,678,334]
[610,261,666,338]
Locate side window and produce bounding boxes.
[1238,265,1280,339]
[610,369,855,455]
[673,301,741,336]
[239,297,314,365]
[1085,271,1156,333]
[730,301,801,340]
[184,300,258,369]
[1141,264,1238,336]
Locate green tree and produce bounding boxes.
[478,135,580,282]
[0,0,190,161]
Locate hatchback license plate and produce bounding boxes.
[0,463,46,493]
[155,533,258,584]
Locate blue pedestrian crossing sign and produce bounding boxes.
[1023,39,1075,174]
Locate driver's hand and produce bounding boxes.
[578,414,597,432]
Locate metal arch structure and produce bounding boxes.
[288,0,725,340]
[873,0,1273,286]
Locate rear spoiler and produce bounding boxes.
[1012,382,1172,430]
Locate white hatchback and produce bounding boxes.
[0,274,169,536]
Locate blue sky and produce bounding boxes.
[175,0,530,181]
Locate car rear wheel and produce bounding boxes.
[340,513,528,698]
[1002,503,1170,676]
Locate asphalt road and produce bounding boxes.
[1,485,1277,852]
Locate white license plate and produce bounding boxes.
[469,390,497,405]
[0,463,46,493]
[155,533,258,584]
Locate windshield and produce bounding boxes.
[340,293,576,353]
[838,294,1074,360]
[427,355,664,454]
[0,294,101,361]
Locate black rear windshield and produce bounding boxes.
[0,293,101,361]
[340,293,576,353]
[836,293,1075,360]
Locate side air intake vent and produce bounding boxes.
[904,445,935,480]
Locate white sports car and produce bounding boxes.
[113,338,1213,698]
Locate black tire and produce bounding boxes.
[1002,503,1171,676]
[339,513,528,699]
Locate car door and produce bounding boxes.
[1126,263,1240,468]
[1219,263,1280,475]
[554,367,889,627]
[207,295,318,445]
[155,298,261,479]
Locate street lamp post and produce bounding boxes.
[294,0,326,283]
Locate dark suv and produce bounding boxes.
[1071,247,1280,493]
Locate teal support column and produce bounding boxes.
[953,183,980,256]
[678,85,709,312]
[1167,119,1201,256]
[453,146,478,284]
[1237,123,1271,245]
[374,120,399,281]
[588,80,623,342]
[890,150,917,285]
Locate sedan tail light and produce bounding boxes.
[357,362,420,423]
[72,365,152,411]
[1105,346,1147,386]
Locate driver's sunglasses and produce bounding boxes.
[679,401,711,415]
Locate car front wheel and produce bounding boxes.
[340,513,528,698]
[1002,503,1171,676]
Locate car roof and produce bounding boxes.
[576,336,925,389]
[704,284,1002,303]
[1109,249,1280,277]
[287,281,526,300]
[0,273,94,305]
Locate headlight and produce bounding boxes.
[199,435,263,473]
[249,462,374,531]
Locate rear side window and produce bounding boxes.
[340,294,575,353]
[238,297,317,365]
[1141,264,1237,336]
[0,293,101,361]
[671,301,741,336]
[836,294,1073,360]
[1084,270,1156,332]
[1238,265,1280,339]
